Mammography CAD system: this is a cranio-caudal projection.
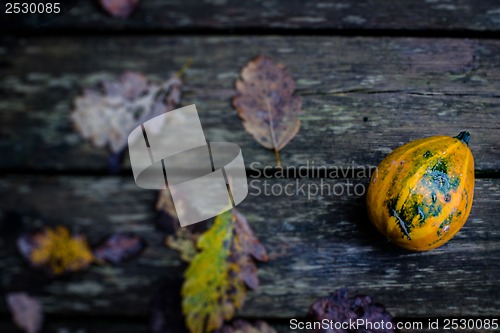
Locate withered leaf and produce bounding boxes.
[71,71,182,154]
[6,293,43,333]
[94,233,146,264]
[231,209,268,290]
[182,209,267,333]
[233,210,268,262]
[99,0,139,18]
[165,228,199,263]
[17,226,94,276]
[215,320,277,333]
[182,210,239,333]
[156,185,213,234]
[308,288,396,333]
[157,188,209,262]
[156,187,179,220]
[233,55,302,166]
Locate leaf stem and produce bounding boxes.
[274,148,282,168]
[176,58,193,78]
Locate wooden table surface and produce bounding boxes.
[1,1,499,332]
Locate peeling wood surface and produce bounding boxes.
[0,176,498,321]
[3,0,500,32]
[1,36,499,172]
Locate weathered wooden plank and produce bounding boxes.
[0,320,290,333]
[0,176,498,319]
[3,0,500,32]
[1,36,499,172]
[0,320,498,333]
[0,319,150,333]
[1,319,496,333]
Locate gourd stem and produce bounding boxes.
[455,131,470,146]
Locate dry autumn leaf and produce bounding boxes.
[182,209,268,333]
[6,293,44,333]
[233,210,268,262]
[99,0,140,18]
[157,188,209,263]
[71,71,183,154]
[156,187,180,219]
[93,233,147,264]
[308,288,396,333]
[17,226,94,276]
[233,55,302,166]
[166,228,199,263]
[215,320,277,333]
[231,209,268,290]
[182,210,237,333]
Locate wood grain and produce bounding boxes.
[1,36,499,172]
[0,176,498,319]
[0,319,496,333]
[3,0,500,33]
[0,320,150,333]
[2,1,499,331]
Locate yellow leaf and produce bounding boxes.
[182,210,245,333]
[18,226,94,275]
[181,209,268,333]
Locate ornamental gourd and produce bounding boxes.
[367,132,474,251]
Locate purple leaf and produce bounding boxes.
[6,293,43,333]
[94,233,146,264]
[99,0,139,18]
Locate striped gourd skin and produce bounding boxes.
[366,133,474,251]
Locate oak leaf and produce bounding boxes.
[308,288,396,333]
[17,226,94,276]
[6,293,44,333]
[94,232,146,264]
[71,71,182,154]
[233,55,302,166]
[182,209,268,333]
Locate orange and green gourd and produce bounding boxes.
[367,131,475,251]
